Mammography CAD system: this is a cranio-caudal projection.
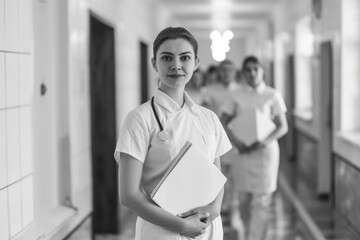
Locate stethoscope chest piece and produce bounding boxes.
[158,130,171,142]
[151,96,172,142]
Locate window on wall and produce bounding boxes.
[294,16,314,120]
[274,32,290,98]
[333,0,360,173]
[341,0,360,133]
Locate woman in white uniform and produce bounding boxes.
[220,56,288,240]
[202,59,239,118]
[114,27,232,240]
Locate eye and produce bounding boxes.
[161,55,172,61]
[180,55,191,61]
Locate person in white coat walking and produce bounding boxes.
[220,55,288,240]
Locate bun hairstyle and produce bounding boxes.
[153,27,198,59]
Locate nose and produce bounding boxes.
[250,69,257,78]
[171,66,181,71]
[171,59,181,71]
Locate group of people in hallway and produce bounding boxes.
[114,26,288,240]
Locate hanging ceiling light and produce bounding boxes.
[210,30,234,61]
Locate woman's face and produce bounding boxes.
[243,61,264,87]
[206,71,218,84]
[218,63,236,86]
[152,38,199,91]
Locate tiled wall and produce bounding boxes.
[0,0,33,239]
[4,0,179,238]
[335,155,360,235]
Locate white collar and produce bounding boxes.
[244,81,266,94]
[153,89,200,115]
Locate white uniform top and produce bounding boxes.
[114,89,232,240]
[202,82,239,117]
[221,82,287,193]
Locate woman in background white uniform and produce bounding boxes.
[114,27,232,240]
[202,59,239,117]
[221,56,288,240]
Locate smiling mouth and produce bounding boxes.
[168,75,184,79]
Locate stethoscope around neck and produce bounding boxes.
[151,96,171,141]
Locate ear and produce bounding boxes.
[151,57,157,72]
[194,56,200,71]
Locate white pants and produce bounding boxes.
[232,192,272,240]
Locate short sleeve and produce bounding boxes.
[271,91,287,117]
[211,112,232,159]
[114,110,149,164]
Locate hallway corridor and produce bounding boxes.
[2,1,360,240]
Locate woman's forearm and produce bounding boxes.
[208,187,224,220]
[121,189,186,233]
[119,155,187,234]
[264,125,287,143]
[220,114,239,145]
[264,113,288,144]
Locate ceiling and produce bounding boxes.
[159,0,280,39]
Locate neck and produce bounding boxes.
[159,86,185,107]
[224,78,236,88]
[248,79,262,89]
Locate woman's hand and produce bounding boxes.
[179,212,211,238]
[234,140,249,154]
[119,153,207,235]
[247,140,267,152]
[176,157,224,238]
[230,137,249,153]
[246,113,289,153]
[178,205,217,223]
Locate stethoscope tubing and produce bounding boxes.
[151,96,164,131]
[151,96,171,141]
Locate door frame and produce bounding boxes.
[317,40,334,197]
[140,41,149,104]
[89,12,119,234]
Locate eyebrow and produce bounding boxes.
[160,51,193,55]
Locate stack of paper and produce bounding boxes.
[151,141,227,216]
[228,107,276,146]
